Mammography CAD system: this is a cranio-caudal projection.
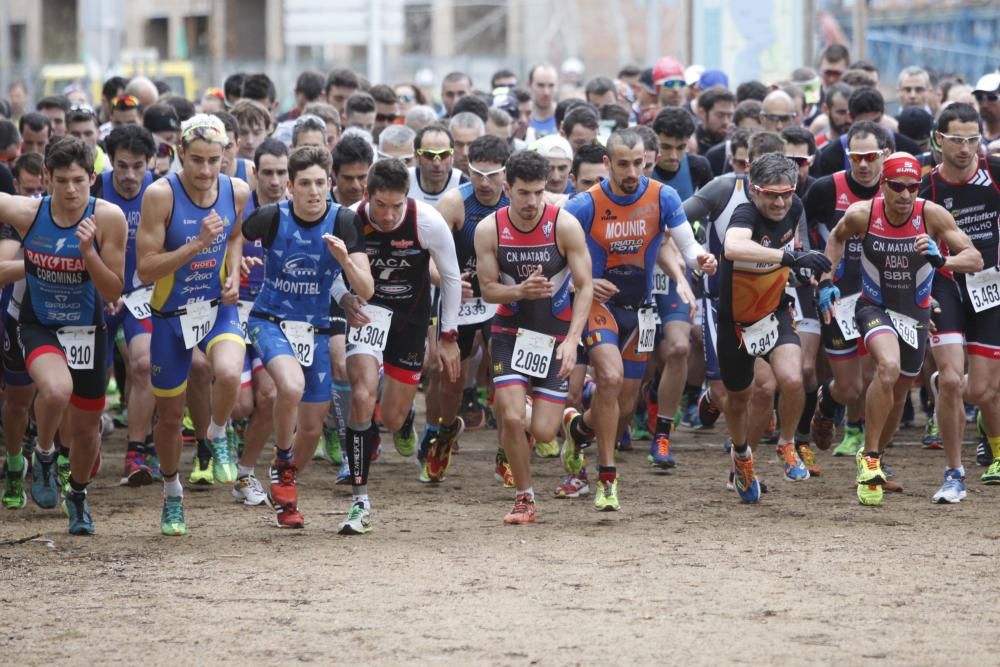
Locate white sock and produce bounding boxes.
[516,487,534,499]
[35,444,56,458]
[163,475,183,498]
[955,466,966,478]
[238,464,254,478]
[352,493,370,507]
[207,419,227,440]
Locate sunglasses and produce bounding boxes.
[848,150,883,165]
[822,69,845,79]
[937,132,981,147]
[416,147,454,161]
[157,142,175,159]
[659,79,686,89]
[752,185,796,200]
[112,95,140,110]
[762,113,796,123]
[469,165,505,178]
[69,104,96,118]
[377,151,414,162]
[375,113,399,123]
[398,95,414,104]
[883,179,920,194]
[787,155,812,167]
[975,92,1000,103]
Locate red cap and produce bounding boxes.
[652,57,685,85]
[882,152,921,180]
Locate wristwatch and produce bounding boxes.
[440,329,459,343]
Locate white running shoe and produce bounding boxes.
[232,474,267,506]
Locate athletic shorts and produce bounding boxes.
[2,313,30,386]
[655,276,693,325]
[789,285,821,336]
[105,307,153,357]
[458,320,491,360]
[490,330,568,403]
[930,276,1000,359]
[717,300,799,393]
[150,303,245,397]
[701,296,721,381]
[821,290,861,360]
[247,317,331,403]
[19,321,107,410]
[240,346,264,387]
[856,300,929,379]
[329,298,347,337]
[345,316,426,385]
[583,301,649,380]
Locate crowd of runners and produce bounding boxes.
[1,43,999,535]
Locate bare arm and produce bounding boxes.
[657,237,686,285]
[435,187,465,232]
[341,250,373,300]
[85,201,127,302]
[475,215,522,305]
[823,201,872,280]
[0,193,42,239]
[0,238,24,286]
[724,227,784,264]
[555,210,593,344]
[925,201,983,274]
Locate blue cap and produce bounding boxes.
[698,69,729,90]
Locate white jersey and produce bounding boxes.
[408,166,464,206]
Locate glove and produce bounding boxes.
[924,238,945,268]
[781,249,833,284]
[818,279,840,312]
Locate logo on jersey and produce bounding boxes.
[912,215,921,230]
[609,239,642,254]
[542,221,553,240]
[190,259,218,270]
[185,271,215,283]
[837,193,850,207]
[943,197,953,210]
[871,217,885,232]
[600,209,616,221]
[391,239,415,249]
[501,227,514,241]
[283,254,319,277]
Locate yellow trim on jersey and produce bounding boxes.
[205,332,246,356]
[153,380,188,398]
[151,274,175,311]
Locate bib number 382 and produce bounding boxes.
[742,314,780,357]
[511,328,555,379]
[56,326,96,370]
[348,305,393,351]
[280,320,315,367]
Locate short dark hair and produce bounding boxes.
[243,73,277,104]
[824,82,853,108]
[698,86,737,112]
[212,110,239,138]
[490,69,517,88]
[554,98,585,128]
[467,134,511,166]
[819,43,850,65]
[617,65,642,79]
[936,102,981,134]
[415,123,453,150]
[848,59,878,74]
[36,95,70,114]
[734,99,763,126]
[0,119,19,149]
[571,142,608,178]
[254,137,290,170]
[600,103,630,132]
[224,72,246,101]
[846,120,893,151]
[451,94,490,122]
[161,94,197,123]
[153,79,172,96]
[730,128,752,153]
[332,134,375,174]
[18,111,52,136]
[634,124,658,152]
[585,76,616,100]
[346,92,376,116]
[848,87,884,118]
[288,145,332,181]
[606,128,644,152]
[747,131,785,161]
[326,68,360,94]
[505,149,550,186]
[102,76,128,103]
[841,70,876,89]
[44,135,94,175]
[781,125,817,155]
[442,71,472,87]
[511,88,532,105]
[295,70,325,101]
[562,105,600,137]
[105,124,157,161]
[366,158,409,195]
[369,84,397,106]
[736,80,769,103]
[652,106,695,139]
[12,152,43,180]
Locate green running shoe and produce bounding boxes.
[561,408,587,475]
[856,450,886,486]
[337,501,372,535]
[2,460,27,510]
[922,414,943,449]
[981,457,1000,485]
[630,413,652,441]
[393,407,417,457]
[188,455,214,485]
[594,478,620,512]
[322,425,342,465]
[160,496,188,536]
[209,436,236,483]
[857,483,884,506]
[832,425,864,457]
[534,438,560,458]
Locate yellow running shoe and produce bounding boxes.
[189,456,214,485]
[594,478,620,512]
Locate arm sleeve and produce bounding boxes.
[416,202,462,332]
[241,204,280,247]
[794,198,810,250]
[683,175,729,223]
[803,177,834,238]
[660,186,703,269]
[335,207,366,254]
[330,273,349,304]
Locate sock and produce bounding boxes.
[797,386,818,437]
[195,439,212,466]
[598,466,616,483]
[35,444,56,459]
[352,484,368,499]
[237,464,254,478]
[570,414,595,443]
[6,453,25,472]
[163,473,183,497]
[819,381,840,418]
[847,420,864,431]
[420,424,439,457]
[57,445,70,460]
[864,450,881,458]
[656,416,673,437]
[127,440,144,453]
[207,419,227,441]
[989,436,1000,459]
[777,437,793,447]
[346,424,372,487]
[516,487,534,499]
[733,441,751,459]
[68,476,88,493]
[275,446,293,463]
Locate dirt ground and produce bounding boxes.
[2,397,999,667]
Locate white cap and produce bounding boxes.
[974,72,1000,94]
[561,57,585,78]
[685,65,705,87]
[532,134,573,161]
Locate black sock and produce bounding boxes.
[127,440,144,453]
[819,381,840,418]
[57,445,70,459]
[797,386,818,436]
[195,438,212,466]
[733,441,750,454]
[346,427,372,487]
[570,414,595,443]
[69,476,88,493]
[598,465,616,483]
[656,416,673,437]
[684,383,701,405]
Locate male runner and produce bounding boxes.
[409,124,467,205]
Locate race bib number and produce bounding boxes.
[834,293,861,341]
[280,320,315,367]
[122,286,153,320]
[785,286,803,322]
[742,314,780,357]
[348,305,392,351]
[636,307,658,353]
[965,267,1000,313]
[511,328,555,379]
[456,297,497,326]
[651,265,671,295]
[56,326,96,370]
[180,300,217,349]
[888,309,919,349]
[236,300,254,338]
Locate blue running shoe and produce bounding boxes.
[648,433,676,468]
[932,468,966,504]
[30,450,59,509]
[65,490,95,535]
[617,427,633,452]
[335,458,351,485]
[776,444,810,481]
[731,446,760,503]
[681,402,701,429]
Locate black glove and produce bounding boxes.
[781,249,833,284]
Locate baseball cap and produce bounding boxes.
[698,69,730,90]
[974,72,1000,94]
[532,134,573,161]
[143,105,179,134]
[897,107,934,143]
[639,68,656,94]
[685,65,705,87]
[652,56,685,85]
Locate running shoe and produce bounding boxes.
[321,424,342,465]
[369,423,383,461]
[189,455,214,485]
[65,490,95,535]
[922,414,943,449]
[976,409,991,467]
[112,407,128,428]
[100,412,115,437]
[146,447,162,481]
[312,438,325,461]
[966,403,977,423]
[723,436,733,453]
[335,458,351,485]
[932,468,967,504]
[120,449,153,487]
[460,388,486,431]
[857,483,884,506]
[232,474,267,506]
[56,453,71,495]
[698,387,721,429]
[337,501,372,535]
[832,425,864,457]
[209,435,237,484]
[534,437,560,458]
[503,493,537,525]
[617,427,633,451]
[393,406,418,457]
[561,408,587,475]
[2,461,27,510]
[554,474,589,498]
[594,478,620,511]
[160,496,187,536]
[855,450,887,487]
[810,389,836,450]
[795,442,822,476]
[761,410,779,445]
[731,447,760,504]
[777,443,809,481]
[267,460,304,528]
[648,433,676,469]
[181,410,196,443]
[982,457,1000,485]
[631,414,652,441]
[494,457,514,488]
[421,418,463,483]
[726,467,736,491]
[681,402,701,429]
[30,450,59,509]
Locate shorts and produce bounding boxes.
[240,346,264,387]
[655,275,693,325]
[929,277,964,348]
[820,290,861,360]
[701,296,720,381]
[19,321,108,410]
[490,330,568,403]
[2,313,30,386]
[583,302,649,380]
[247,317,331,403]
[458,320,491,360]
[345,316,426,386]
[329,298,347,337]
[856,300,929,379]
[150,303,245,397]
[789,285,821,336]
[718,302,799,393]
[105,307,153,359]
[931,276,1000,359]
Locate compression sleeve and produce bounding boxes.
[415,200,461,332]
[242,204,280,246]
[660,185,703,269]
[330,273,349,304]
[683,174,731,224]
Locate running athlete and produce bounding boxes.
[821,152,979,506]
[562,129,716,511]
[243,146,372,528]
[424,135,511,481]
[918,103,1000,499]
[719,153,830,503]
[474,149,593,524]
[408,124,467,206]
[807,122,889,457]
[0,136,127,534]
[137,114,250,536]
[332,158,461,535]
[214,110,257,190]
